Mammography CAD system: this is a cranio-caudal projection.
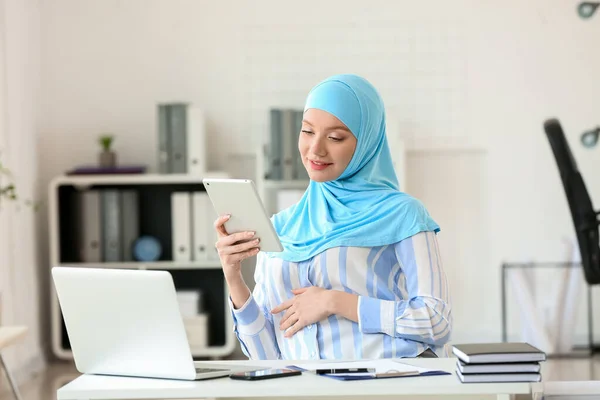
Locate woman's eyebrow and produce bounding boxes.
[302,120,350,133]
[327,125,351,132]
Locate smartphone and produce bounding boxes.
[229,368,301,381]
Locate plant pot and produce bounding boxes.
[99,151,117,168]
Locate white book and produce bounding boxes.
[457,360,541,374]
[186,105,206,176]
[192,191,210,260]
[171,192,192,262]
[456,369,541,383]
[176,290,200,317]
[452,342,546,364]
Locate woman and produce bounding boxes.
[214,74,451,360]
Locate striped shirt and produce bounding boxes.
[228,230,452,360]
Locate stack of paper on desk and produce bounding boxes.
[287,360,450,381]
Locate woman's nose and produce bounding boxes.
[310,137,327,156]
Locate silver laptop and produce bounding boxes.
[51,267,258,380]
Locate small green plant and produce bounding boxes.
[0,159,16,201]
[0,157,40,210]
[98,134,114,152]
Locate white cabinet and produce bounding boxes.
[48,173,236,360]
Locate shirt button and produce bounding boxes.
[307,324,313,330]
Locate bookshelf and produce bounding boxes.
[48,172,237,360]
[254,146,309,215]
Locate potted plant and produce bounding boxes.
[0,158,16,202]
[98,133,117,168]
[0,157,40,211]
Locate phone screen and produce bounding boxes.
[230,368,301,380]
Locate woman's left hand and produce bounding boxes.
[271,287,332,338]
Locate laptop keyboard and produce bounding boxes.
[195,367,228,373]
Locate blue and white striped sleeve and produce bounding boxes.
[228,251,281,360]
[357,231,452,347]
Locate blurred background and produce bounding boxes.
[0,0,599,397]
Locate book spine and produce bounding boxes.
[186,106,206,176]
[169,104,188,174]
[157,104,171,174]
[281,109,294,181]
[205,196,219,260]
[101,190,122,262]
[269,108,282,180]
[191,191,209,260]
[79,190,101,263]
[292,109,308,180]
[171,192,192,261]
[120,190,139,261]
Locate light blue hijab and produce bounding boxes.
[268,74,440,262]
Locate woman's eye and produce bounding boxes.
[302,130,314,135]
[329,137,342,142]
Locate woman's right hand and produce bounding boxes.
[214,214,261,279]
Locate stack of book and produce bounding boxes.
[452,342,546,383]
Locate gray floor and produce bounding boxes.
[1,356,600,400]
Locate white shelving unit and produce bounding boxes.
[48,172,237,360]
[254,147,309,216]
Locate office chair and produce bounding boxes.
[544,118,600,284]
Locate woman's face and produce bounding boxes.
[298,108,357,182]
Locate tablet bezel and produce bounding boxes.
[202,178,284,253]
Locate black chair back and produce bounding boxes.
[544,118,600,284]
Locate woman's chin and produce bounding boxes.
[307,172,338,183]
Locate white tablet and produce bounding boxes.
[202,178,283,252]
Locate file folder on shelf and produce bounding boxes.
[171,192,192,262]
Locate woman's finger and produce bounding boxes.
[218,238,260,255]
[271,299,293,314]
[280,312,299,331]
[213,215,231,237]
[284,319,305,338]
[279,304,296,327]
[222,247,260,266]
[219,231,256,247]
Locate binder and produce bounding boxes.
[206,199,219,260]
[169,104,188,174]
[120,190,139,261]
[100,190,122,262]
[292,109,308,180]
[171,192,192,262]
[281,109,294,180]
[157,104,171,174]
[186,106,206,176]
[191,191,209,260]
[269,109,282,180]
[78,190,101,263]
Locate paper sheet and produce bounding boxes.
[290,359,434,375]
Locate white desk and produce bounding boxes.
[57,358,531,400]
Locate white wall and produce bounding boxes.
[0,0,45,383]
[39,0,600,352]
